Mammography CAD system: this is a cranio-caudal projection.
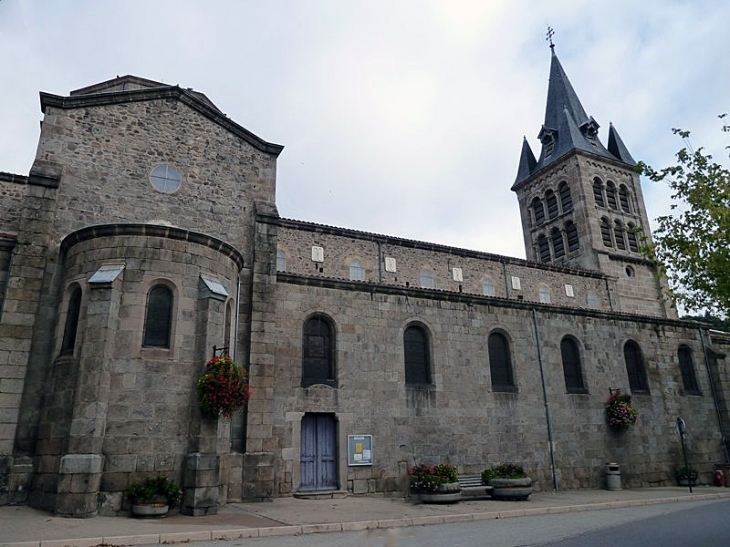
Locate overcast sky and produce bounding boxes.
[1,0,728,258]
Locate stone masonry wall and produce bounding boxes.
[35,98,277,261]
[28,230,241,514]
[277,222,613,313]
[263,277,724,495]
[0,174,26,236]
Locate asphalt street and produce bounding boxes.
[184,498,729,547]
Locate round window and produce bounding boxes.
[149,164,182,193]
[626,266,635,278]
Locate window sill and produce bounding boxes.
[302,380,338,389]
[492,385,518,393]
[567,388,589,395]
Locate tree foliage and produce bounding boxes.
[638,115,730,318]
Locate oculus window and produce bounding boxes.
[149,164,182,193]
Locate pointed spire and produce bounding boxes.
[607,123,636,165]
[544,49,589,132]
[515,137,537,183]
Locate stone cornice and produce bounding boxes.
[276,271,705,330]
[61,223,245,270]
[511,148,637,193]
[40,87,284,157]
[0,172,28,185]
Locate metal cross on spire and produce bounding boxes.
[546,26,555,49]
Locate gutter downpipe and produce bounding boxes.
[533,308,559,491]
[699,327,730,463]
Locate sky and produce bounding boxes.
[0,0,728,259]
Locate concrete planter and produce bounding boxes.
[489,477,533,501]
[418,482,461,504]
[131,502,169,517]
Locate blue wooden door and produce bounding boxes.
[300,413,337,491]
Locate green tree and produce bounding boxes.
[638,115,730,318]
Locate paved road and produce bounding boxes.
[184,498,729,547]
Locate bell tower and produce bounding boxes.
[511,45,675,318]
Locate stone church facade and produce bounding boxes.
[1,51,729,517]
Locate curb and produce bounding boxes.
[2,492,729,547]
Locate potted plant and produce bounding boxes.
[408,463,461,503]
[126,476,181,517]
[481,463,533,500]
[675,466,699,486]
[605,389,638,431]
[197,355,251,418]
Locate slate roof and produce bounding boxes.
[513,48,635,189]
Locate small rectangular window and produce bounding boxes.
[385,257,396,272]
[511,276,521,290]
[452,267,463,282]
[311,246,324,262]
[565,284,574,297]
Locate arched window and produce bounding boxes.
[624,340,649,393]
[143,285,173,348]
[627,223,639,252]
[551,228,565,259]
[349,259,365,281]
[488,331,515,391]
[420,269,435,289]
[678,345,700,394]
[404,324,431,385]
[546,190,559,219]
[593,178,605,207]
[606,182,618,210]
[532,197,546,226]
[61,286,82,355]
[302,314,336,387]
[539,285,551,304]
[482,278,495,296]
[565,221,579,253]
[586,292,599,308]
[537,234,551,263]
[276,250,287,272]
[224,300,233,351]
[619,185,631,213]
[614,220,626,250]
[601,217,613,247]
[558,181,573,212]
[561,337,586,393]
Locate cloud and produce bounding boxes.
[0,0,728,260]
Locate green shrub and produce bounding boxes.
[481,463,528,483]
[126,476,181,506]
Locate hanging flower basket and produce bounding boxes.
[605,389,638,430]
[197,356,251,418]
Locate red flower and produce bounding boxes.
[196,356,251,418]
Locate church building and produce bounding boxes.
[0,48,728,517]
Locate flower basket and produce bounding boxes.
[408,463,460,503]
[605,389,638,430]
[481,463,532,501]
[197,356,251,418]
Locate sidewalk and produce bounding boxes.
[2,487,729,547]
